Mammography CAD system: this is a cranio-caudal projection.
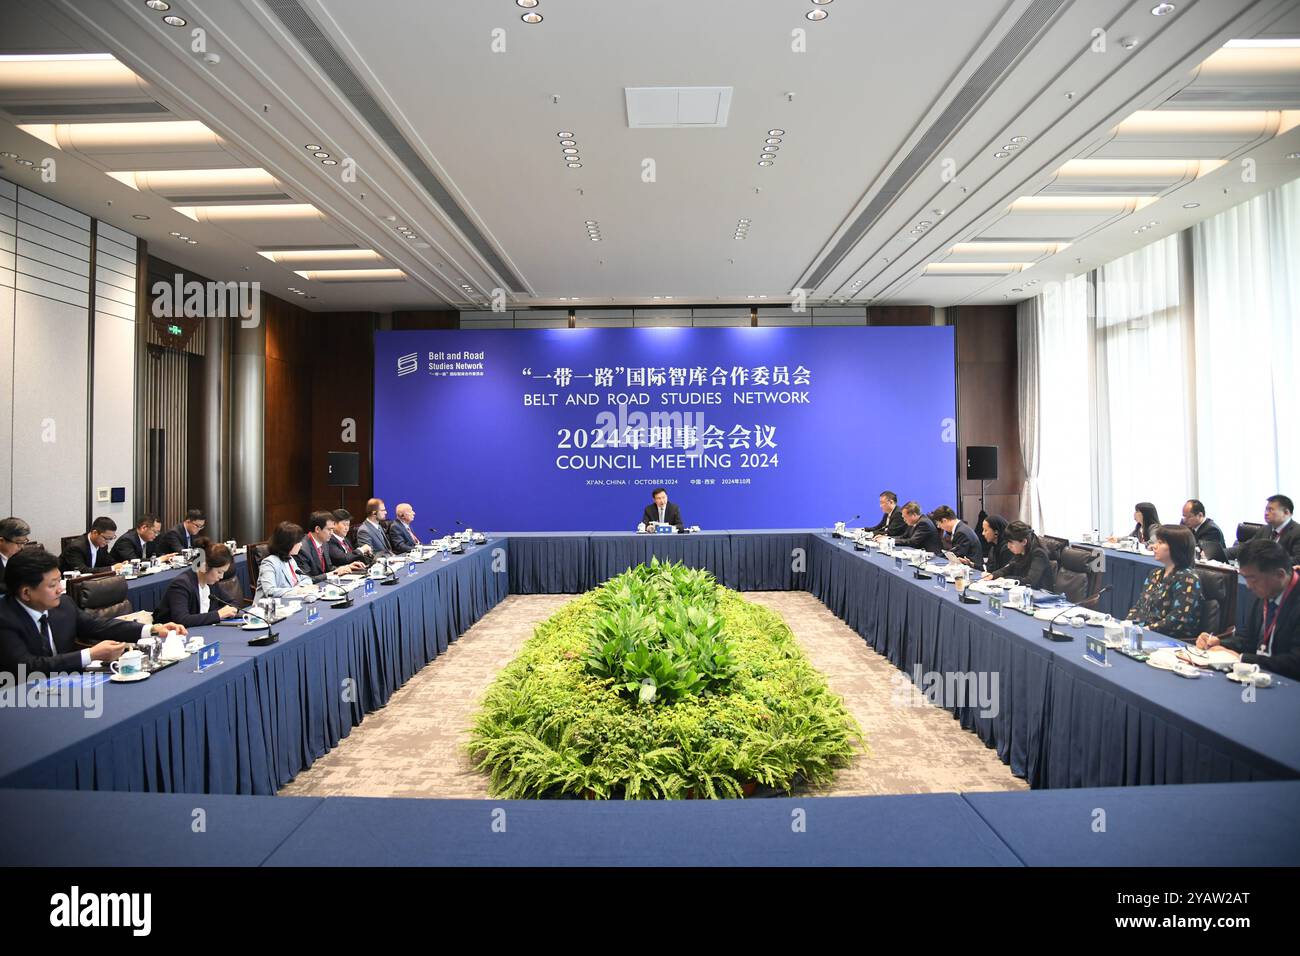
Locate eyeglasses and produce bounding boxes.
[4,537,29,546]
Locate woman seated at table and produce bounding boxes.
[980,514,1009,573]
[1108,501,1160,545]
[1127,524,1203,642]
[982,520,1055,591]
[154,538,240,627]
[255,522,308,602]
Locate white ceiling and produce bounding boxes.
[1,0,1298,312]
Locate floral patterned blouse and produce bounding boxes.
[1128,566,1203,641]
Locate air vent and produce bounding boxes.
[625,87,733,128]
[162,192,294,204]
[804,0,1068,289]
[264,0,525,293]
[2,101,169,118]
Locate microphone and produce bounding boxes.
[209,589,252,609]
[1042,585,1112,642]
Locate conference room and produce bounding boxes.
[0,0,1297,912]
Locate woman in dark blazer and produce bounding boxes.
[983,520,1055,591]
[980,514,1009,573]
[154,540,239,627]
[1109,502,1160,545]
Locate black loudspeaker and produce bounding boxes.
[966,446,998,481]
[327,451,360,487]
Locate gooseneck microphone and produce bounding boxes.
[1043,585,1112,642]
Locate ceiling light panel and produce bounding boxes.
[17,119,241,171]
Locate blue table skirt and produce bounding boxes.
[0,543,506,795]
[4,782,1297,866]
[125,555,251,613]
[806,534,1300,789]
[1086,546,1252,631]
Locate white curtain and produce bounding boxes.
[1094,234,1189,536]
[1021,275,1091,536]
[1191,177,1300,537]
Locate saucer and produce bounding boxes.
[240,621,270,631]
[110,670,151,683]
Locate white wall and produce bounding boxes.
[92,220,137,530]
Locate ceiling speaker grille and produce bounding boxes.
[804,0,1068,289]
[263,0,524,293]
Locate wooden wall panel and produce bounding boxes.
[309,313,375,519]
[868,306,934,326]
[390,310,458,329]
[262,296,314,536]
[953,305,1023,526]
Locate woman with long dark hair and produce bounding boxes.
[1128,524,1204,642]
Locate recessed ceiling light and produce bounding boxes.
[517,0,539,6]
[169,231,181,237]
[764,144,780,151]
[806,9,828,20]
[321,159,337,165]
[1011,287,1023,293]
[177,234,189,240]
[146,0,171,9]
[765,138,782,145]
[1004,143,1020,150]
[16,158,33,165]
[562,148,578,154]
[521,12,542,23]
[162,14,187,27]
[768,129,785,136]
[186,239,197,244]
[560,140,576,147]
[132,214,150,220]
[589,236,600,241]
[994,151,1010,159]
[918,221,931,227]
[313,151,329,158]
[567,162,582,168]
[1288,152,1300,159]
[557,131,573,138]
[758,160,773,166]
[739,219,750,223]
[1119,36,1141,50]
[0,151,16,158]
[1151,3,1175,14]
[761,153,775,160]
[1009,136,1029,144]
[304,144,321,151]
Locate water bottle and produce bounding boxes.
[441,543,450,562]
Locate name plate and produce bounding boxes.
[364,578,376,596]
[407,561,417,576]
[305,604,320,625]
[894,555,903,571]
[654,524,674,535]
[1084,634,1109,667]
[936,574,947,590]
[196,642,221,672]
[987,593,1004,618]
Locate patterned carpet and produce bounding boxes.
[278,591,1027,798]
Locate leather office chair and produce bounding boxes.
[1041,534,1070,565]
[68,573,133,622]
[1199,537,1227,562]
[1236,522,1266,547]
[1194,565,1236,637]
[1054,546,1101,604]
[215,562,246,607]
[248,542,269,585]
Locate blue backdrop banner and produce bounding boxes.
[374,327,957,531]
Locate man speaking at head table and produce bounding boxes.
[641,487,683,531]
[867,490,907,538]
[0,549,185,675]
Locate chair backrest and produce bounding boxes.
[1041,534,1070,565]
[1236,522,1265,546]
[216,563,245,606]
[248,542,269,584]
[59,534,82,556]
[1194,565,1236,636]
[69,573,132,620]
[1055,546,1099,604]
[1199,537,1226,563]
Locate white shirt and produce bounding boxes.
[658,505,666,523]
[87,535,99,568]
[197,582,211,615]
[19,599,149,669]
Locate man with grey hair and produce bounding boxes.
[387,503,420,555]
[0,517,32,597]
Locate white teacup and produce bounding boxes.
[1233,661,1261,681]
[636,522,646,534]
[161,630,185,659]
[112,649,145,676]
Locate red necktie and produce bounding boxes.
[314,539,324,569]
[342,537,352,554]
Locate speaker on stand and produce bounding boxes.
[327,451,361,511]
[965,445,998,520]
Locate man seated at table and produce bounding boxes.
[895,501,941,553]
[867,490,906,538]
[357,499,394,556]
[931,506,982,565]
[0,549,185,675]
[110,514,160,564]
[1227,494,1300,562]
[386,503,421,554]
[0,517,32,597]
[1181,499,1226,562]
[298,511,366,582]
[982,520,1055,591]
[157,508,207,556]
[59,516,125,574]
[329,509,371,569]
[1197,539,1300,679]
[641,488,683,531]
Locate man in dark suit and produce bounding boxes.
[386,503,420,554]
[299,511,365,581]
[110,514,160,563]
[356,498,394,556]
[931,506,982,564]
[641,487,683,531]
[867,491,907,538]
[59,516,122,574]
[0,516,31,597]
[1199,539,1300,680]
[1181,499,1226,561]
[895,501,941,553]
[1,549,184,675]
[1228,495,1300,562]
[157,508,207,556]
[328,509,370,569]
